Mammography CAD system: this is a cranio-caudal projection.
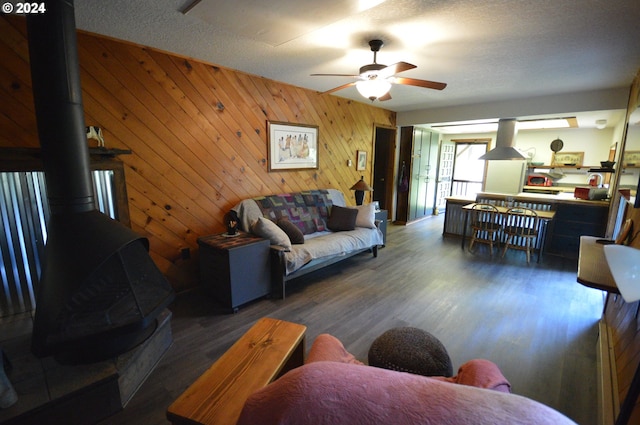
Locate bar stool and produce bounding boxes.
[468,204,502,256]
[501,207,540,263]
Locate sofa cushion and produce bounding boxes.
[277,218,305,245]
[327,205,358,231]
[281,227,383,275]
[237,362,576,425]
[354,203,376,229]
[251,217,292,250]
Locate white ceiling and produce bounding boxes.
[72,0,640,125]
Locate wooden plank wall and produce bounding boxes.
[0,16,396,291]
[602,198,640,424]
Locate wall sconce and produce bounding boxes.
[350,176,373,205]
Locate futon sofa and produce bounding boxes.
[237,333,578,425]
[233,189,383,298]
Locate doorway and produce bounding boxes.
[373,125,396,214]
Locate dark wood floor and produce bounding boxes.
[99,215,604,425]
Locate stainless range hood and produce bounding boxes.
[479,118,527,160]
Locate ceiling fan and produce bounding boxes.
[311,39,447,101]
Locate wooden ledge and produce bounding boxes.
[577,236,619,293]
[167,317,306,425]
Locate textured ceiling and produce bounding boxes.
[73,0,640,119]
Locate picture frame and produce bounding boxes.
[356,150,367,171]
[551,151,584,166]
[622,151,640,167]
[267,121,319,171]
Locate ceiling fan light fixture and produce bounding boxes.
[356,79,391,101]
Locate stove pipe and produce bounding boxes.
[27,0,174,363]
[27,0,94,214]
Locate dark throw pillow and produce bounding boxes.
[277,219,305,244]
[327,205,358,232]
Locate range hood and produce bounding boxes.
[479,118,527,160]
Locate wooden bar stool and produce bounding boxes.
[468,204,502,256]
[501,207,540,263]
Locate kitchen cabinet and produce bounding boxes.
[545,203,609,259]
[396,126,439,223]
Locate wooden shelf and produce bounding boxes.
[528,165,599,170]
[588,168,616,173]
[576,235,618,293]
[0,147,131,158]
[0,147,131,172]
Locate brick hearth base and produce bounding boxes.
[0,309,172,425]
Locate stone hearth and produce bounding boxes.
[0,310,172,425]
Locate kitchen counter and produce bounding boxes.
[477,191,611,207]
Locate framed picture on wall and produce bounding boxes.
[267,121,319,171]
[356,150,367,171]
[551,151,584,166]
[623,151,640,167]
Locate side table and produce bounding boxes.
[198,232,270,313]
[375,209,388,246]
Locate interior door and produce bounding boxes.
[373,126,396,213]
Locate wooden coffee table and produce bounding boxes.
[167,317,306,425]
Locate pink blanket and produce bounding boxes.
[306,334,511,392]
[237,361,577,425]
[237,334,575,424]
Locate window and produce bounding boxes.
[450,139,490,198]
[1,169,120,317]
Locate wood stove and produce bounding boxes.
[27,0,174,364]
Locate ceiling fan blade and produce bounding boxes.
[311,73,360,77]
[392,77,447,90]
[378,62,416,78]
[378,92,392,101]
[321,81,357,94]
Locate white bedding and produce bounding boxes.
[283,227,383,275]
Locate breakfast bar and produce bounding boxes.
[460,203,556,262]
[444,192,610,259]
